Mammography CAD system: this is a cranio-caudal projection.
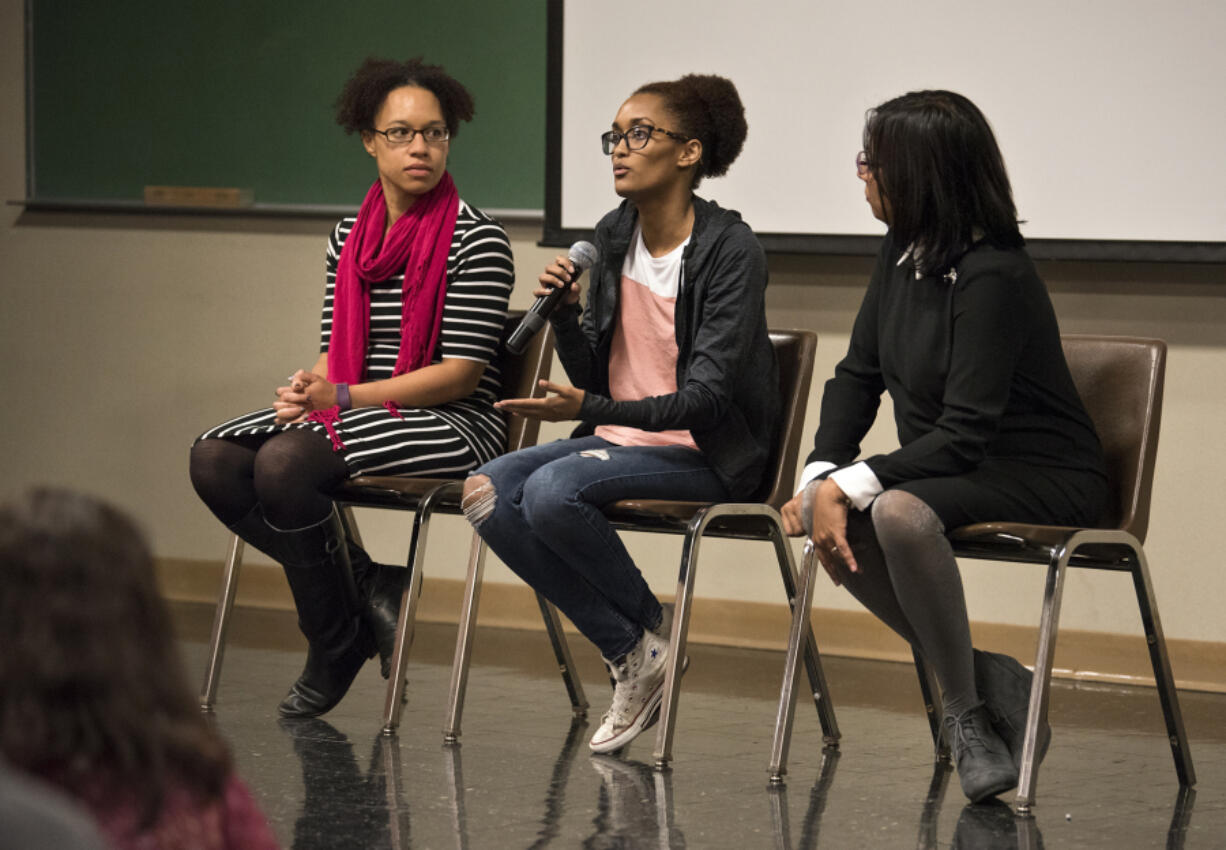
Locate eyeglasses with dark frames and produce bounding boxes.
[601,124,691,155]
[370,125,450,146]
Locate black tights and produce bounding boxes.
[189,429,350,530]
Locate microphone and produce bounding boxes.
[505,240,599,354]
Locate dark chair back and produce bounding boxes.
[495,311,554,453]
[1061,335,1166,542]
[759,330,819,510]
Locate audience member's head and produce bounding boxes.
[0,487,230,825]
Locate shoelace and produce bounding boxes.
[599,663,651,728]
[943,708,987,759]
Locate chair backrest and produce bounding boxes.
[758,330,819,510]
[1061,335,1166,542]
[496,310,554,453]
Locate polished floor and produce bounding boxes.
[176,603,1225,849]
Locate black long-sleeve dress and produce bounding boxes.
[804,233,1107,529]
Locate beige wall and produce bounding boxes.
[4,0,1224,647]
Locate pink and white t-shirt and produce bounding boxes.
[594,225,698,451]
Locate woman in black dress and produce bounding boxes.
[782,90,1107,802]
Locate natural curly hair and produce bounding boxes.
[634,73,748,188]
[335,56,475,138]
[0,488,231,827]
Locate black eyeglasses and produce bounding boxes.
[370,125,450,146]
[856,151,874,176]
[601,124,691,155]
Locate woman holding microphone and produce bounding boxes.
[462,73,779,754]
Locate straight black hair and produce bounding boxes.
[864,90,1023,276]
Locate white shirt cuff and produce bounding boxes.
[795,460,836,495]
[828,462,884,511]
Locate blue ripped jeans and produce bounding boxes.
[469,436,729,661]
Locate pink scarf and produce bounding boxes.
[327,173,459,384]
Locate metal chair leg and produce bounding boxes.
[1129,548,1196,788]
[535,593,590,717]
[338,505,364,548]
[769,539,820,782]
[199,533,244,710]
[771,526,840,745]
[381,485,449,735]
[1016,549,1069,812]
[912,649,949,761]
[652,512,702,770]
[443,533,488,743]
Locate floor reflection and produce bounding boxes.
[186,614,1226,849]
[1167,786,1196,850]
[583,755,683,848]
[767,746,839,850]
[917,760,953,848]
[525,718,588,849]
[279,718,399,850]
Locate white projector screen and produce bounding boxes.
[544,0,1226,262]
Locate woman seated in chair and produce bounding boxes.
[189,57,513,718]
[0,489,281,850]
[462,74,779,754]
[781,90,1107,802]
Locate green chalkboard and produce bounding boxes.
[28,0,546,213]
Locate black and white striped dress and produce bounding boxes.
[197,200,515,478]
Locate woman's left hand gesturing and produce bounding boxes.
[495,380,585,422]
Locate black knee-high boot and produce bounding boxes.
[347,542,404,680]
[227,505,375,717]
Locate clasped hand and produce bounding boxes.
[495,379,584,422]
[273,370,338,424]
[780,477,859,585]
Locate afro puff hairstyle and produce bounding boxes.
[634,73,747,188]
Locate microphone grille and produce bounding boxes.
[568,240,599,271]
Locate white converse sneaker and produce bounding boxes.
[589,629,670,753]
